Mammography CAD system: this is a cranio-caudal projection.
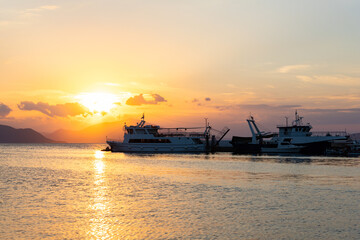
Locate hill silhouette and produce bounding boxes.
[45,121,125,143]
[0,125,58,143]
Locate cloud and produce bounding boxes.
[126,94,167,106]
[205,97,211,101]
[1,5,60,26]
[277,65,310,73]
[226,84,238,88]
[18,101,90,117]
[0,103,12,118]
[152,94,166,103]
[24,5,59,13]
[296,75,313,82]
[295,108,360,127]
[301,108,360,113]
[238,104,301,110]
[296,75,360,86]
[40,6,59,10]
[213,103,302,112]
[22,5,60,18]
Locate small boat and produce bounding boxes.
[326,139,360,157]
[232,111,349,155]
[106,115,229,153]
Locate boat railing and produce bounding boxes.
[276,123,311,128]
[269,130,347,137]
[156,131,205,138]
[310,131,348,137]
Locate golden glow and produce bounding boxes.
[89,153,111,239]
[94,150,105,160]
[76,92,120,113]
[94,151,105,185]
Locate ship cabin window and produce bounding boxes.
[129,139,171,143]
[147,129,158,135]
[284,128,288,135]
[192,138,203,144]
[135,129,146,134]
[127,129,134,134]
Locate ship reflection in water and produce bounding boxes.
[0,144,359,239]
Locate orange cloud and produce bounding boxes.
[126,94,167,106]
[18,101,90,117]
[277,64,310,73]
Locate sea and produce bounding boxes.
[0,144,359,239]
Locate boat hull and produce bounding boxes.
[232,143,261,154]
[232,140,333,155]
[107,141,206,153]
[261,146,303,154]
[297,141,332,155]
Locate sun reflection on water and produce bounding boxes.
[89,150,112,239]
[94,150,105,160]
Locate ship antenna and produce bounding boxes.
[294,110,300,125]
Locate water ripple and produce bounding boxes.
[0,144,359,239]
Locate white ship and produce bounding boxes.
[232,111,349,155]
[106,115,224,153]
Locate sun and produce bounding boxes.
[76,92,120,113]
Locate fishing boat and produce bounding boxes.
[106,115,229,153]
[232,111,349,155]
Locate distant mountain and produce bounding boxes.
[45,121,125,143]
[0,125,58,143]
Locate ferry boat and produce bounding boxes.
[106,115,226,153]
[232,111,349,155]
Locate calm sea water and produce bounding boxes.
[0,144,359,239]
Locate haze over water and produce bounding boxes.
[0,144,359,239]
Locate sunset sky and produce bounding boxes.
[1,0,360,137]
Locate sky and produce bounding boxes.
[1,0,360,137]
